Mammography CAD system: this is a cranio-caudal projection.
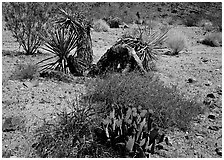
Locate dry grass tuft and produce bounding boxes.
[93,19,110,32]
[202,32,222,47]
[9,63,39,81]
[166,31,187,55]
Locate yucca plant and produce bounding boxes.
[37,9,93,75]
[118,25,169,72]
[38,27,79,73]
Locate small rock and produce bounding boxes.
[204,81,212,86]
[208,126,220,131]
[2,117,22,132]
[215,147,222,156]
[23,80,39,88]
[195,133,204,139]
[164,137,172,146]
[216,89,222,95]
[208,115,215,120]
[207,93,215,98]
[187,78,197,83]
[201,58,209,63]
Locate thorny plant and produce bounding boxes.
[94,103,165,157]
[37,9,93,76]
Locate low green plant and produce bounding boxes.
[202,32,222,47]
[166,31,186,55]
[93,19,110,32]
[94,104,165,157]
[32,98,96,158]
[85,72,203,131]
[9,63,39,81]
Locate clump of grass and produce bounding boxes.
[197,19,214,32]
[166,31,186,55]
[106,17,121,28]
[85,72,203,131]
[33,98,118,158]
[9,63,39,81]
[93,19,110,32]
[202,32,222,47]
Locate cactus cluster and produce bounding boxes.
[94,104,165,157]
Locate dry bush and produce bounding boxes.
[85,72,203,131]
[9,63,39,81]
[93,19,110,32]
[166,31,187,55]
[197,19,214,32]
[201,32,222,47]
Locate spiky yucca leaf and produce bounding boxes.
[37,9,93,75]
[117,27,169,71]
[38,27,79,73]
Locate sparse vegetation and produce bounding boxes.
[201,32,222,47]
[9,63,39,81]
[2,2,222,158]
[93,19,110,32]
[3,2,48,55]
[33,97,118,158]
[85,72,203,131]
[166,31,186,55]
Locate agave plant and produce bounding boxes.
[37,9,93,75]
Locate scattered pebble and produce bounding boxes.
[207,93,215,98]
[187,78,197,83]
[208,115,215,120]
[204,81,212,86]
[215,147,222,156]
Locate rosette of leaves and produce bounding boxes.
[94,104,165,157]
[116,26,169,72]
[38,9,93,75]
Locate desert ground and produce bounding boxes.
[1,2,222,158]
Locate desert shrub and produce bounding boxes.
[197,19,214,32]
[93,19,110,32]
[104,16,121,28]
[182,14,201,27]
[33,100,92,157]
[201,32,222,47]
[85,72,203,131]
[32,98,119,158]
[166,31,186,55]
[9,63,39,81]
[3,2,49,55]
